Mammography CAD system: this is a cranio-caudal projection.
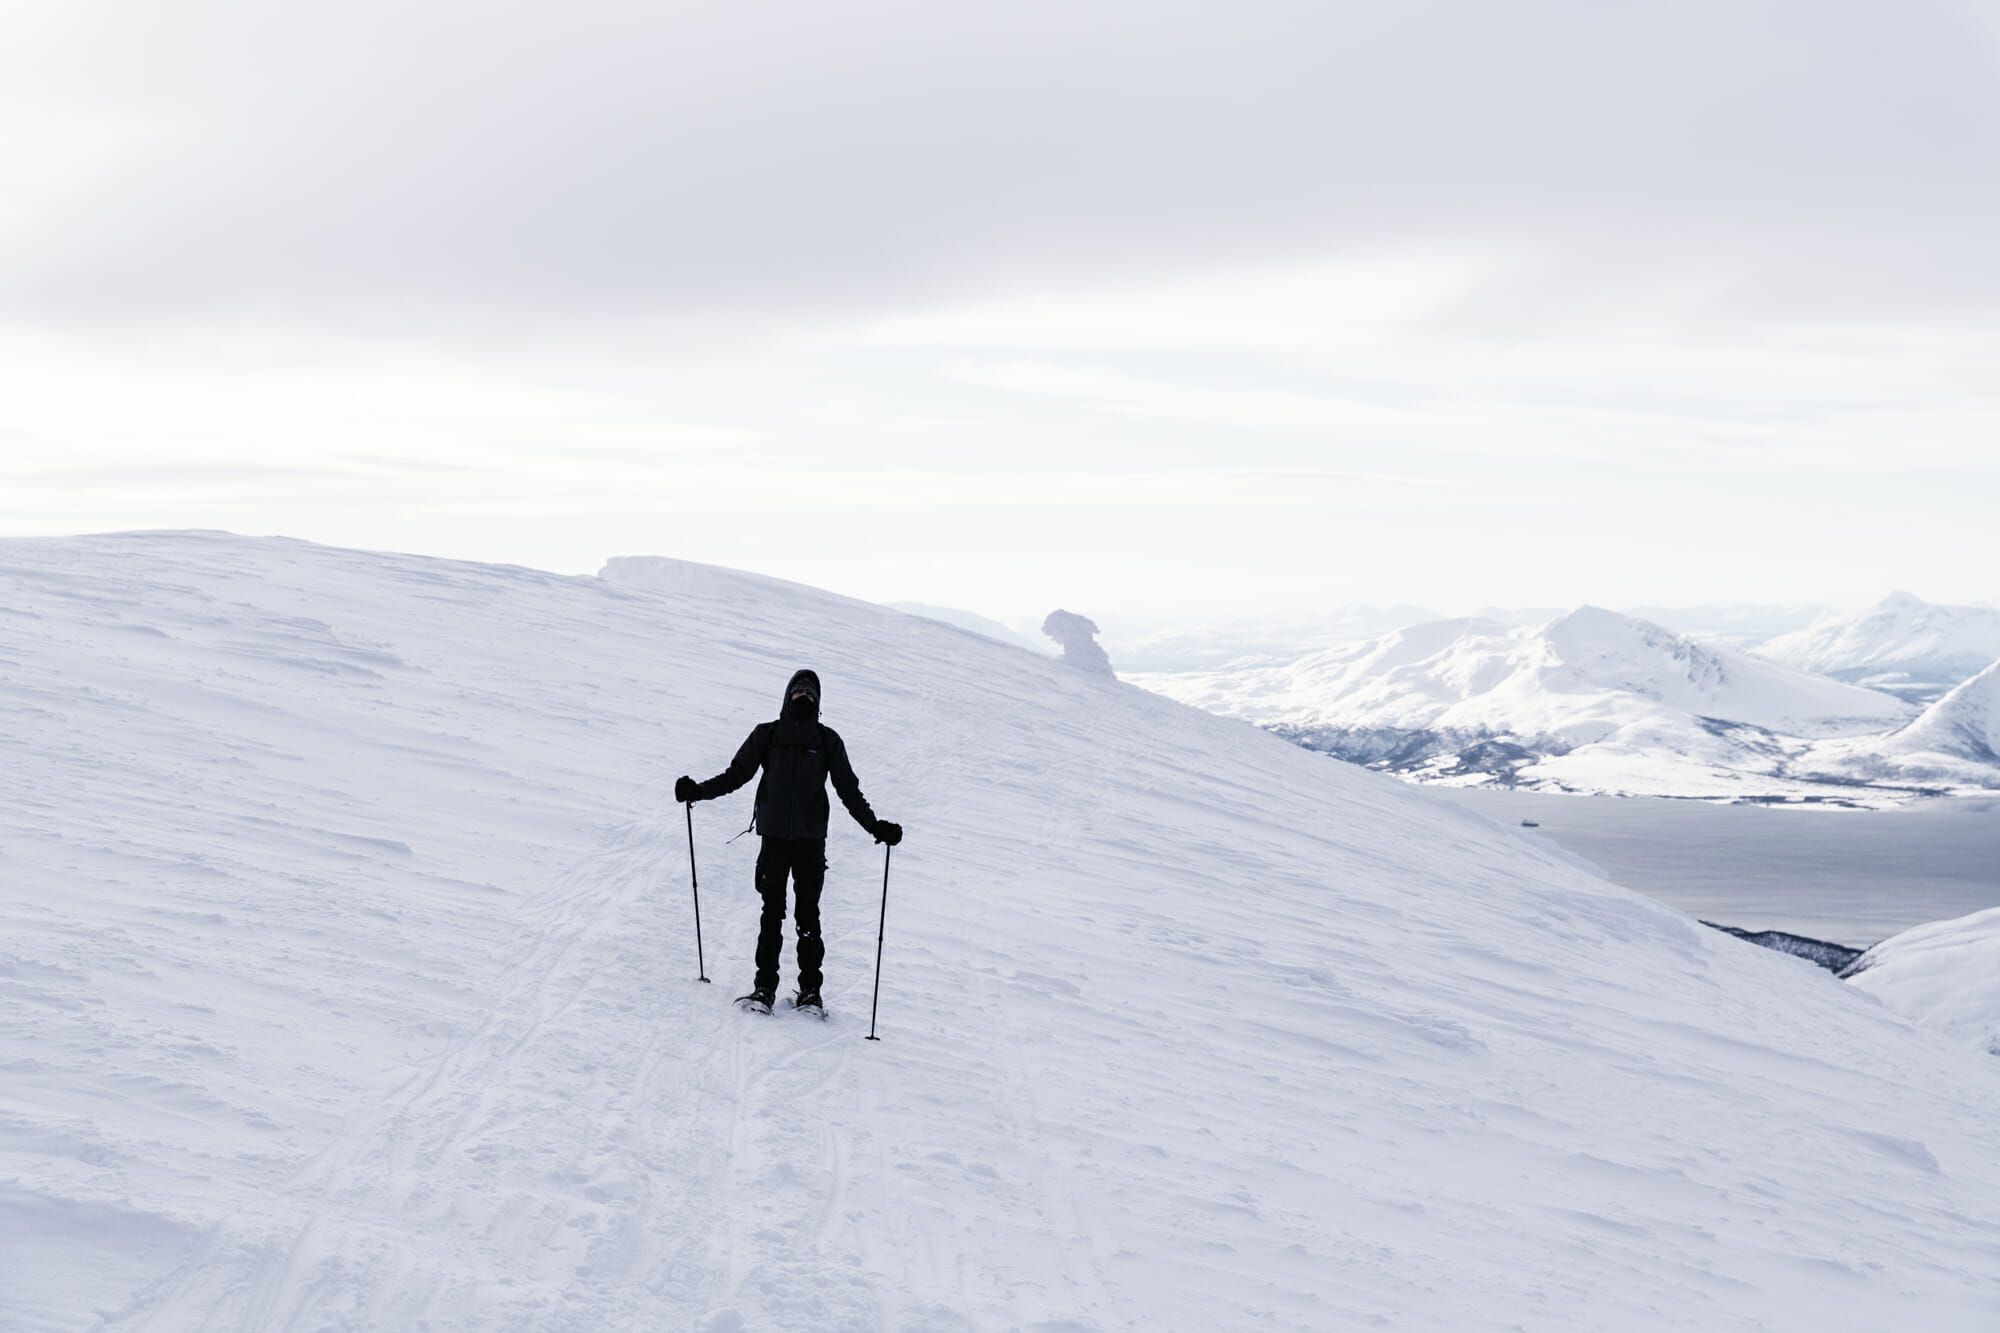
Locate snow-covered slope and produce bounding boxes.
[1754,592,2000,703]
[1807,661,2000,790]
[1134,607,1915,799]
[5,535,1999,1331]
[886,601,1053,656]
[1845,907,2000,1057]
[1889,660,2000,762]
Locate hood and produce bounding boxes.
[781,669,822,721]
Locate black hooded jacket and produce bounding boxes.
[692,669,880,840]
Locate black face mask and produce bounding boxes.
[783,690,819,722]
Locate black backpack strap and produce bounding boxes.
[728,720,781,842]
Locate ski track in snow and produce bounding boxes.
[3,534,1999,1331]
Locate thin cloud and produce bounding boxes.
[389,464,1498,516]
[942,357,1986,468]
[2,1,1997,610]
[3,1,1999,332]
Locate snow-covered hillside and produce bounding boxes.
[885,601,1053,657]
[1134,607,1915,799]
[1888,661,2000,763]
[1845,907,2000,1057]
[5,535,1999,1331]
[1807,661,2000,791]
[1754,592,2000,703]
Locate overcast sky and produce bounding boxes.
[4,0,1999,619]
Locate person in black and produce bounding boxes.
[676,669,901,1012]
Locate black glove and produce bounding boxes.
[874,820,903,847]
[674,775,699,803]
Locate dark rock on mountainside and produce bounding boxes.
[1702,922,1865,973]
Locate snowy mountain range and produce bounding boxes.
[891,593,1998,697]
[7,533,2000,1330]
[1134,607,1922,800]
[1752,592,2000,704]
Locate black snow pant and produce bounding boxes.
[754,835,826,995]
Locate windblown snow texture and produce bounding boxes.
[3,534,1999,1331]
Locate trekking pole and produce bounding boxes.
[685,801,711,983]
[865,844,892,1041]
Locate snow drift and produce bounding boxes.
[3,534,1998,1331]
[1133,607,1914,799]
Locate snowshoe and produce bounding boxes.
[735,988,774,1014]
[792,990,825,1018]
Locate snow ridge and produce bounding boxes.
[4,534,1999,1331]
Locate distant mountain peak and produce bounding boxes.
[1548,604,1630,631]
[1753,596,2000,704]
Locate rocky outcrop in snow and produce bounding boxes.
[1703,922,1864,973]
